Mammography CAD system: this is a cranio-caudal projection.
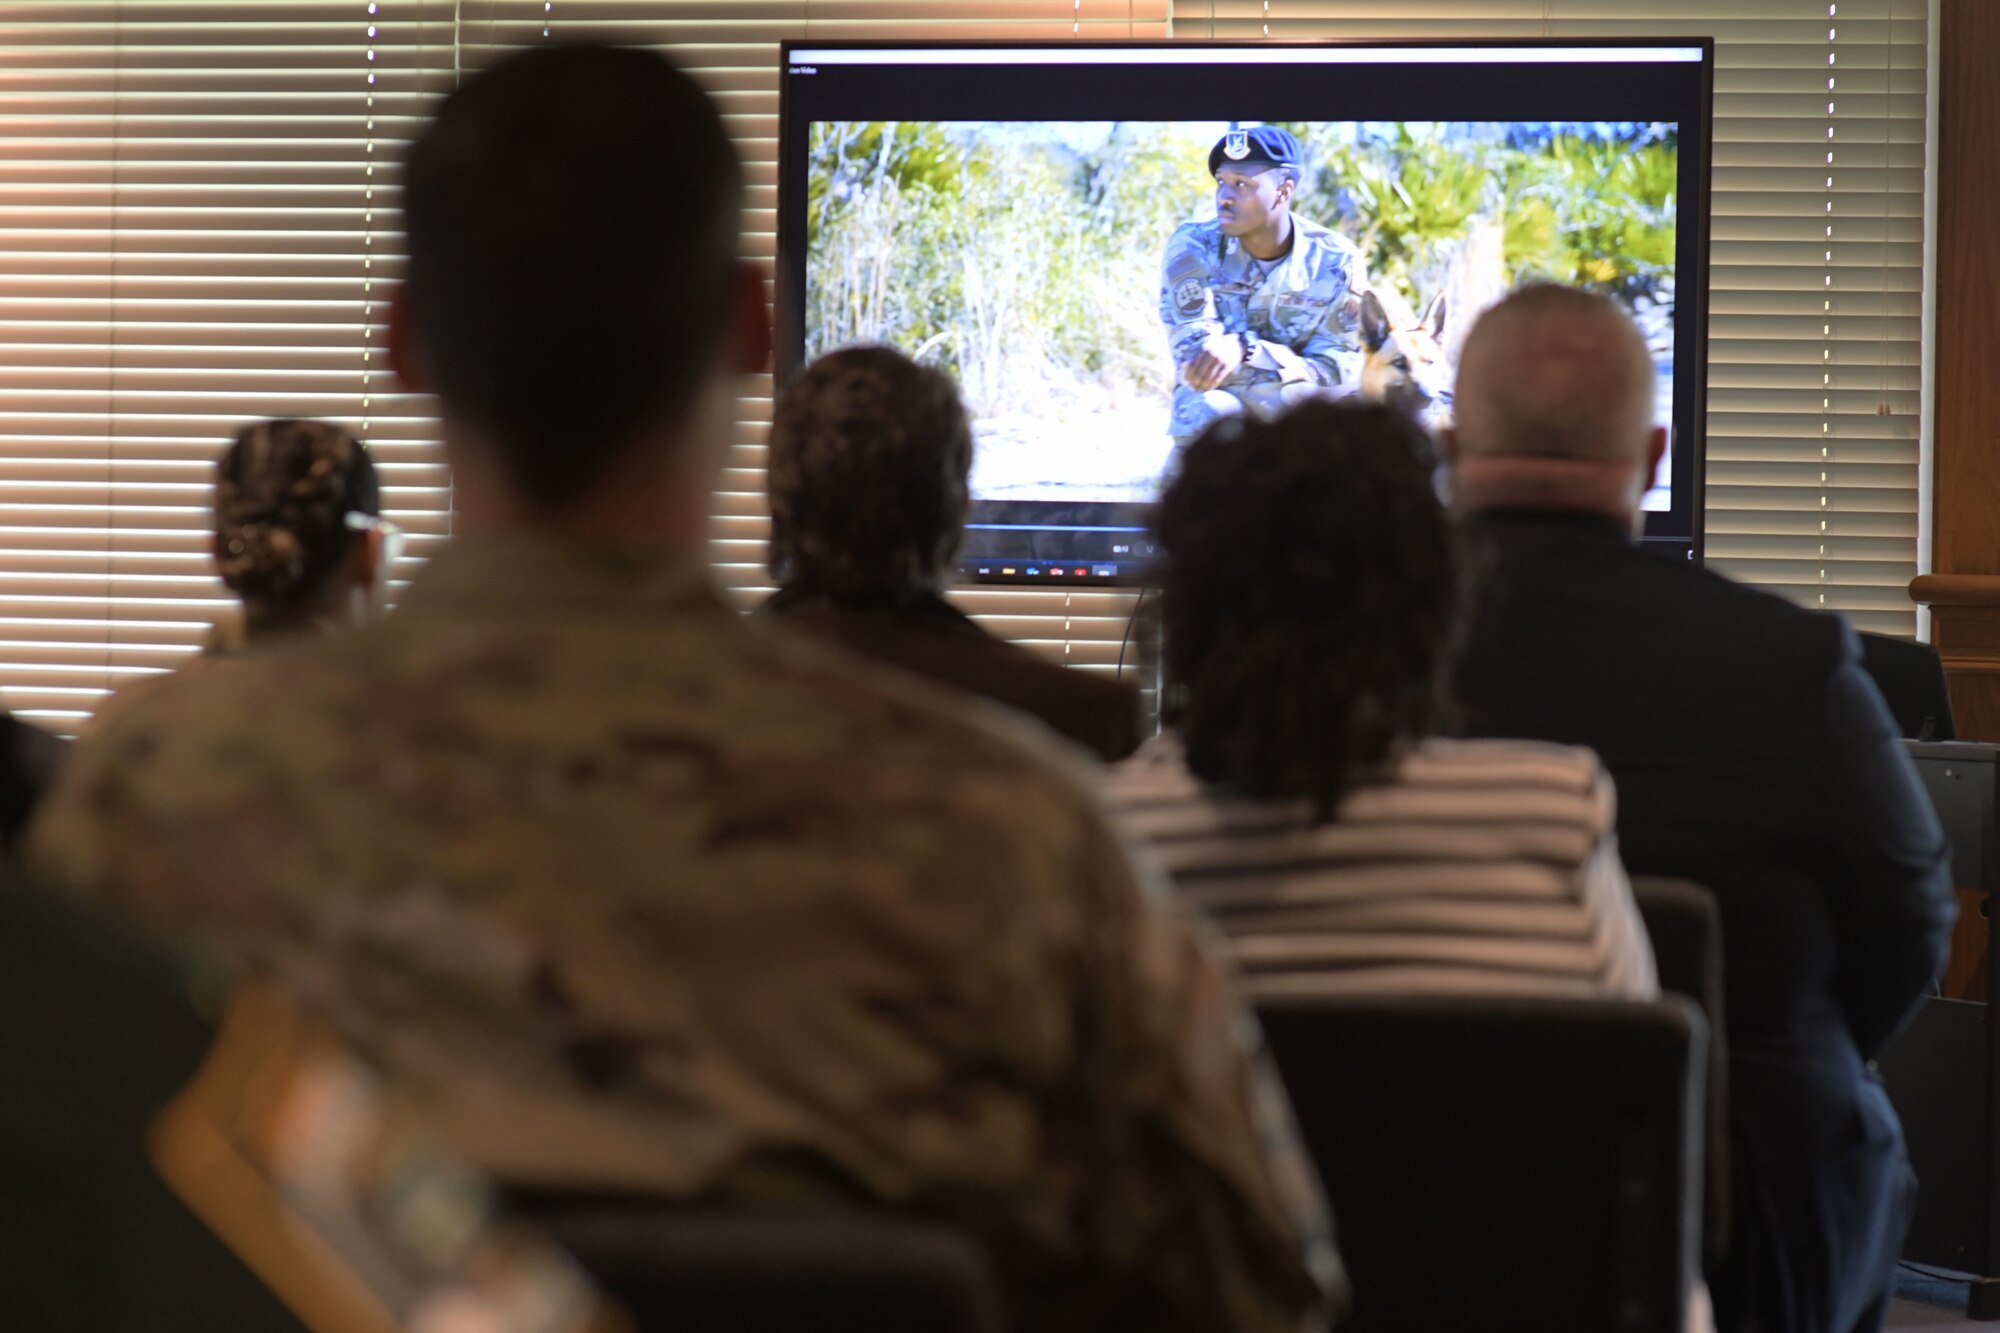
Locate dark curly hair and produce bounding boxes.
[214,419,379,624]
[766,345,972,608]
[1153,399,1466,819]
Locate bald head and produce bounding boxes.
[1447,284,1666,526]
[1455,284,1658,462]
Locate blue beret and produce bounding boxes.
[1209,126,1303,177]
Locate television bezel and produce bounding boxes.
[775,37,1715,584]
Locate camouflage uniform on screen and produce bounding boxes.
[1160,215,1372,446]
[1161,128,1373,450]
[26,535,1343,1333]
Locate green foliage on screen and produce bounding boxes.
[805,119,1676,420]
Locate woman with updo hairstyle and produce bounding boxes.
[1102,397,1658,999]
[212,418,391,643]
[90,420,392,731]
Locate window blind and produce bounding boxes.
[0,1,1169,734]
[0,2,460,732]
[0,0,1924,733]
[1178,0,1930,636]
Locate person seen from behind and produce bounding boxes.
[214,418,393,646]
[1104,398,1658,999]
[27,44,1340,1333]
[92,419,393,733]
[1445,283,1953,1333]
[765,344,1142,761]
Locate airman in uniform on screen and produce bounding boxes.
[1159,126,1375,460]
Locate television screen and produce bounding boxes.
[778,43,1712,584]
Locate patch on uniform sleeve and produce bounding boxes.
[1172,277,1205,316]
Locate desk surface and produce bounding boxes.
[1910,740,2000,764]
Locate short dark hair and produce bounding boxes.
[214,419,379,619]
[766,346,972,606]
[1153,400,1465,818]
[401,44,742,508]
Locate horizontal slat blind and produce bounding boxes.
[1181,0,1929,635]
[0,0,1922,732]
[0,3,459,730]
[0,1,1171,732]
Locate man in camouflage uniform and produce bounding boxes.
[26,45,1341,1333]
[1161,126,1374,459]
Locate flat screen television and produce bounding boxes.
[777,41,1713,584]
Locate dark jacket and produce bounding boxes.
[763,588,1143,762]
[0,876,303,1331]
[0,713,64,851]
[1452,509,1954,1333]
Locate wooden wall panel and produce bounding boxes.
[1915,0,2000,739]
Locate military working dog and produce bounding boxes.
[1358,287,1452,421]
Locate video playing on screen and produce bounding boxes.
[780,46,1712,583]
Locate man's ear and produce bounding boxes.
[730,262,773,376]
[385,286,429,395]
[1644,425,1669,487]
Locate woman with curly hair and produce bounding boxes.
[1103,398,1656,998]
[764,345,1141,760]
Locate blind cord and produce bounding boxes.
[1116,588,1150,683]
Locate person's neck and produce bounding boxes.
[441,417,721,559]
[1450,452,1643,535]
[454,481,711,557]
[243,590,355,638]
[1240,211,1295,262]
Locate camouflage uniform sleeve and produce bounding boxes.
[1297,239,1368,390]
[23,668,294,933]
[1159,225,1225,376]
[25,704,163,903]
[1067,795,1344,1332]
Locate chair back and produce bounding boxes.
[529,1204,1008,1333]
[1258,994,1705,1333]
[0,878,304,1332]
[1858,631,1956,741]
[1631,875,1733,1270]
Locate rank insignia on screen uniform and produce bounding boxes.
[1223,129,1250,160]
